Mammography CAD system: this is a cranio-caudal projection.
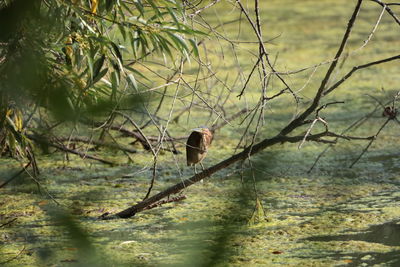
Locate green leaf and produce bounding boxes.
[93,54,106,80]
[124,66,149,81]
[147,0,161,17]
[166,7,180,29]
[111,71,120,100]
[127,73,138,91]
[110,42,123,62]
[105,0,117,12]
[93,68,108,85]
[189,38,199,57]
[118,24,127,41]
[133,1,144,16]
[166,32,189,53]
[157,34,173,59]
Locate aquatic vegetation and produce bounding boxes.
[1,0,400,266]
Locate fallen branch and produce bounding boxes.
[57,136,137,153]
[0,162,31,189]
[142,195,187,211]
[0,218,17,228]
[0,246,25,265]
[100,130,369,219]
[28,135,115,166]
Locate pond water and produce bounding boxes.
[1,144,400,266]
[2,0,400,266]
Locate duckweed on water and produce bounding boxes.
[1,150,400,266]
[2,0,400,266]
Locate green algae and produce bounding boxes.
[2,0,400,266]
[1,156,400,266]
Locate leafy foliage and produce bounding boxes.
[0,0,203,160]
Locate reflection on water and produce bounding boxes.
[306,221,400,266]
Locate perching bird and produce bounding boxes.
[186,127,213,173]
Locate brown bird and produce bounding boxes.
[186,127,213,173]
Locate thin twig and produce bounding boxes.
[279,0,363,136]
[349,118,391,167]
[370,0,400,26]
[0,218,17,228]
[28,135,115,165]
[324,54,400,96]
[0,162,32,189]
[0,246,25,265]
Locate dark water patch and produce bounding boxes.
[336,251,400,267]
[306,220,400,246]
[298,250,400,267]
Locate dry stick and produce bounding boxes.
[254,0,269,102]
[211,108,249,132]
[56,136,137,153]
[236,54,279,153]
[142,195,187,211]
[370,0,400,25]
[0,246,26,265]
[145,72,183,200]
[237,56,261,98]
[349,118,391,168]
[0,162,31,189]
[0,218,17,228]
[323,54,400,96]
[305,58,400,170]
[99,131,354,219]
[189,0,221,17]
[110,124,187,142]
[298,101,345,149]
[309,91,399,172]
[172,104,198,123]
[139,17,240,129]
[115,112,156,154]
[28,135,114,165]
[236,0,298,101]
[308,103,381,172]
[22,165,61,205]
[234,101,261,152]
[279,0,363,137]
[114,112,158,200]
[98,1,366,219]
[181,77,231,125]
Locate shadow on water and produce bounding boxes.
[305,221,400,266]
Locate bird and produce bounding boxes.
[186,126,213,174]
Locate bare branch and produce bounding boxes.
[324,54,400,96]
[370,0,400,26]
[279,0,363,136]
[349,118,391,167]
[28,135,115,166]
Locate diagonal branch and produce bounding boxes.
[370,0,400,26]
[278,0,363,137]
[100,129,371,219]
[323,54,400,96]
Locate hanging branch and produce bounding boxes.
[28,135,115,165]
[279,0,363,137]
[236,0,298,101]
[56,136,137,153]
[99,0,373,219]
